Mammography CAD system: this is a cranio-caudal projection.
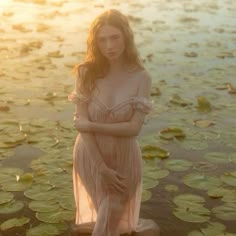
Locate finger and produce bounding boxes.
[113,183,124,193]
[115,178,126,190]
[116,173,126,180]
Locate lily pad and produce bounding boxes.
[196,96,212,112]
[0,217,30,231]
[0,200,24,214]
[182,173,222,190]
[203,152,231,164]
[141,145,169,159]
[212,203,236,221]
[193,119,216,128]
[29,200,60,212]
[173,205,210,223]
[163,159,193,171]
[187,221,226,236]
[164,184,179,192]
[220,171,236,187]
[0,192,14,205]
[193,162,218,172]
[169,94,191,106]
[173,193,206,206]
[36,209,75,223]
[24,184,56,200]
[26,223,67,236]
[141,189,152,202]
[159,127,185,140]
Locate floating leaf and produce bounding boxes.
[221,171,236,187]
[163,159,192,171]
[169,94,191,106]
[141,189,152,202]
[173,205,210,223]
[36,209,75,223]
[26,223,67,236]
[164,184,179,192]
[182,173,222,190]
[24,184,56,200]
[193,162,218,172]
[227,83,236,94]
[187,221,226,236]
[212,203,236,221]
[159,127,185,140]
[184,52,198,57]
[0,192,14,205]
[58,196,76,211]
[29,200,60,212]
[193,119,216,128]
[173,193,206,206]
[0,200,24,214]
[48,51,63,58]
[0,217,30,231]
[203,152,233,164]
[196,96,212,112]
[141,145,169,159]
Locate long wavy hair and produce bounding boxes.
[74,9,144,95]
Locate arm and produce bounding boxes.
[89,70,152,137]
[72,69,108,172]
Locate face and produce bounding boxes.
[96,24,125,61]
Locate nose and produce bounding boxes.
[106,39,113,50]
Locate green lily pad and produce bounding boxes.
[29,200,60,212]
[173,193,206,206]
[187,221,226,236]
[203,152,231,164]
[141,145,169,159]
[193,119,216,128]
[0,192,14,205]
[193,162,218,172]
[163,159,193,171]
[182,173,222,190]
[212,203,236,221]
[141,189,152,202]
[164,184,179,192]
[169,94,191,106]
[196,96,212,112]
[173,205,210,223]
[0,200,24,214]
[24,184,56,200]
[221,171,236,187]
[159,127,185,140]
[26,223,67,236]
[58,196,76,211]
[0,217,30,231]
[143,176,159,190]
[36,209,75,223]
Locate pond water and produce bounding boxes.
[0,0,236,235]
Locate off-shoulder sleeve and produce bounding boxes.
[68,90,90,105]
[131,96,154,114]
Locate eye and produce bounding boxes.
[111,35,119,40]
[97,37,105,43]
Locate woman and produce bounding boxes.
[68,9,160,236]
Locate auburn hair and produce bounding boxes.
[73,9,144,95]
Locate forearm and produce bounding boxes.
[79,132,108,171]
[90,121,138,137]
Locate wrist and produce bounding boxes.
[89,121,97,132]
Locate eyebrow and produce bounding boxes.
[97,33,120,39]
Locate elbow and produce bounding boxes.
[129,123,142,137]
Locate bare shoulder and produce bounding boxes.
[136,69,152,87]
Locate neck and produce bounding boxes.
[108,56,125,75]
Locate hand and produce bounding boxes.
[73,116,92,132]
[100,167,126,194]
